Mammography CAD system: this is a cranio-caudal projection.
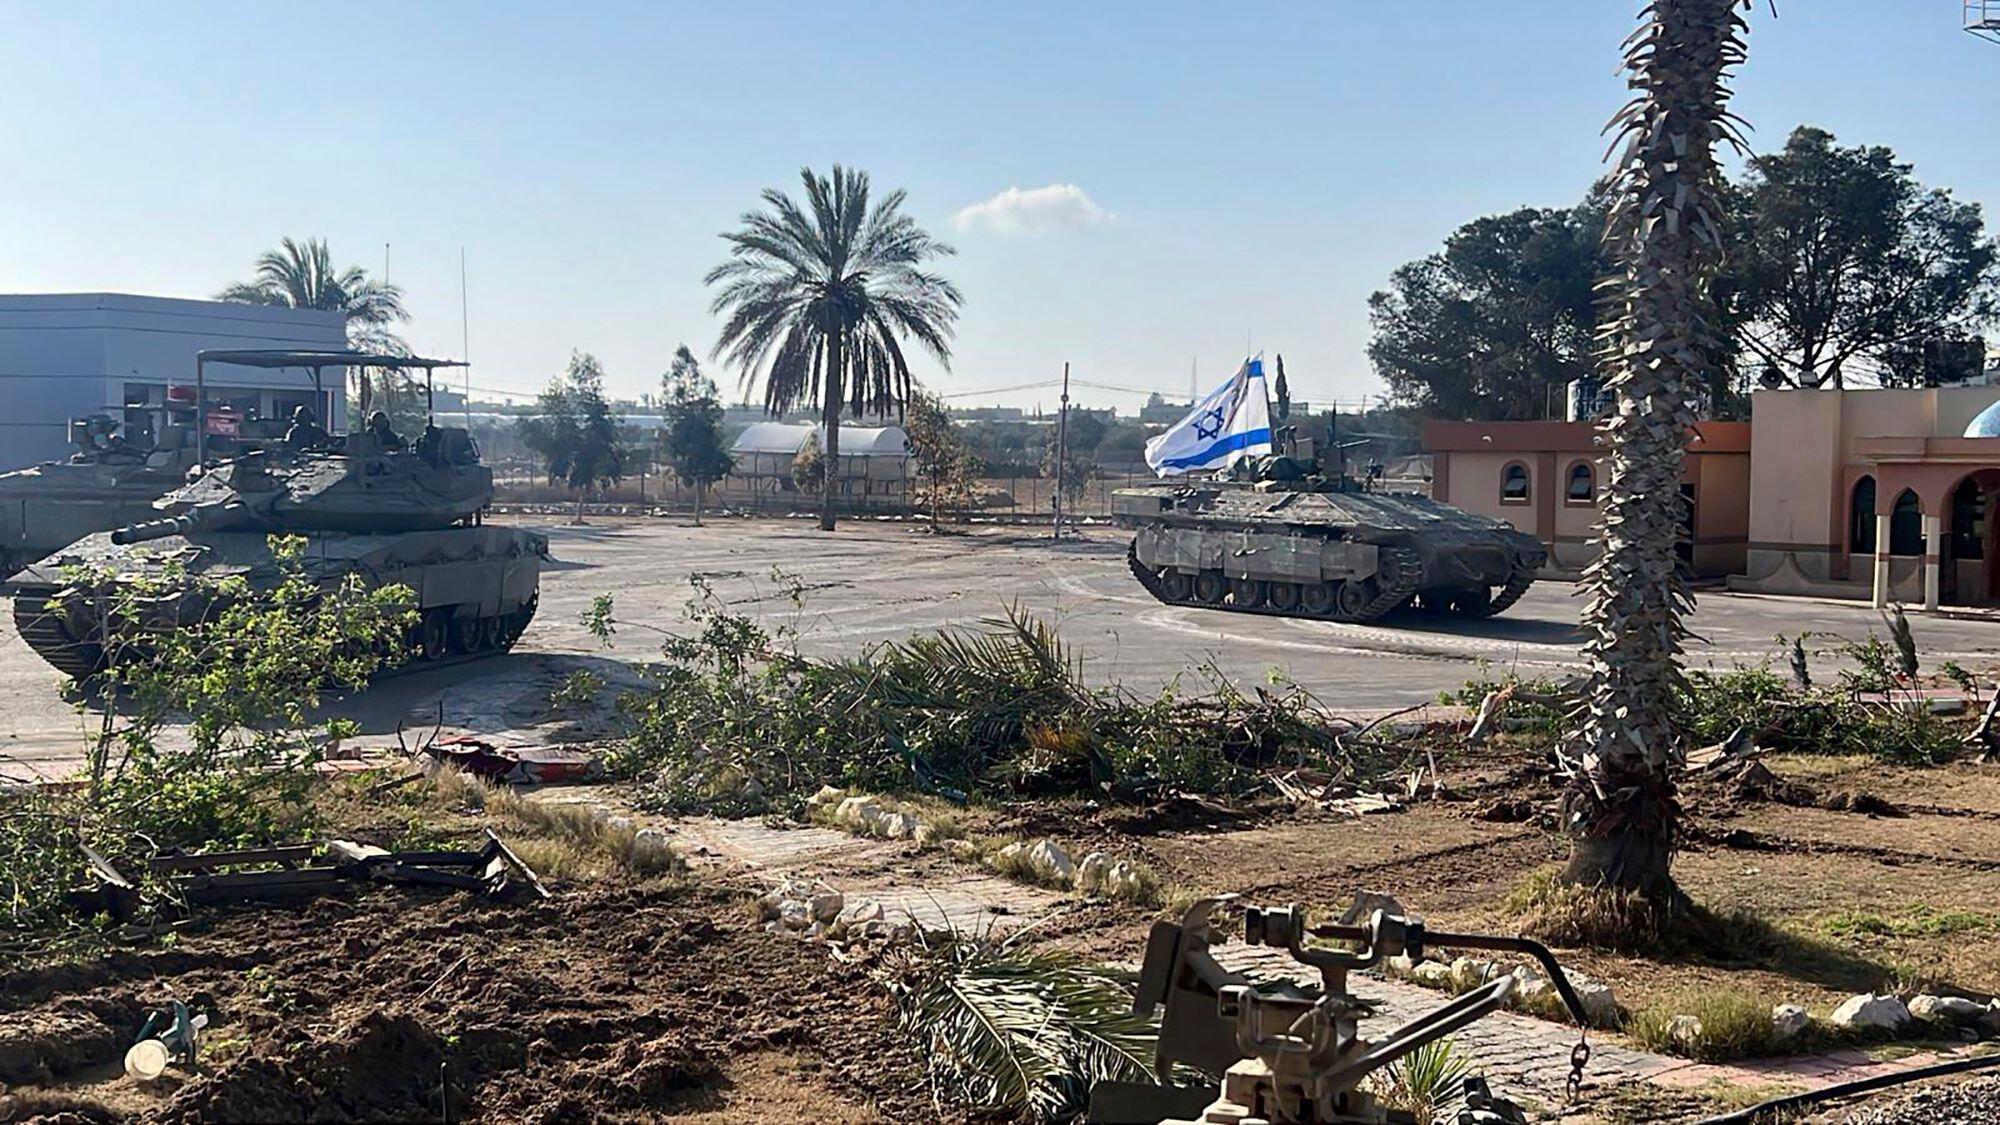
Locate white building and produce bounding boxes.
[0,293,348,472]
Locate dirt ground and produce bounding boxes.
[0,882,941,1124]
[1009,741,2000,1021]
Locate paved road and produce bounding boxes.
[7,515,1999,780]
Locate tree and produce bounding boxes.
[1368,200,1609,420]
[792,432,826,496]
[659,345,735,526]
[904,390,978,528]
[216,237,411,421]
[1274,355,1293,421]
[1732,127,2000,387]
[1564,0,1749,912]
[517,352,625,522]
[1042,411,1102,530]
[707,165,964,532]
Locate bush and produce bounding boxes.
[1,535,414,948]
[1629,990,1779,1061]
[604,580,1393,814]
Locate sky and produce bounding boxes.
[0,2,1994,415]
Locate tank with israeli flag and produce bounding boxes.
[1143,356,1273,477]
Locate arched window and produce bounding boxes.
[1500,462,1530,504]
[1565,461,1595,503]
[1890,489,1924,557]
[1952,478,1986,561]
[1852,476,1876,554]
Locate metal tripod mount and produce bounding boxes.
[1089,897,1591,1125]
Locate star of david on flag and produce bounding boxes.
[1143,355,1273,477]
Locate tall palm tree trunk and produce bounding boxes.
[820,333,844,532]
[1564,0,1747,900]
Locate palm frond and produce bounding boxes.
[891,935,1156,1122]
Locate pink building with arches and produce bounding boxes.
[1737,386,2000,609]
[1422,385,2000,608]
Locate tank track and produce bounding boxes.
[1126,542,1421,623]
[8,589,537,682]
[11,593,105,678]
[1482,565,1538,616]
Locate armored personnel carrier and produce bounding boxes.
[1113,447,1546,624]
[7,351,545,679]
[0,414,202,577]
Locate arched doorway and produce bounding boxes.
[1948,471,2000,604]
[1889,489,1924,558]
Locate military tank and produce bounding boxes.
[0,414,203,577]
[1114,446,1546,624]
[8,358,545,679]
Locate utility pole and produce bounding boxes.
[1052,361,1071,540]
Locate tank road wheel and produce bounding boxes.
[1229,577,1267,609]
[449,613,484,654]
[1267,582,1302,613]
[475,615,504,652]
[1301,582,1339,617]
[1193,571,1229,606]
[1335,579,1374,619]
[1160,569,1195,603]
[419,610,450,661]
[1449,586,1496,617]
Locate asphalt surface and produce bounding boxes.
[6,515,2000,780]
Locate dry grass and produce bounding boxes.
[1628,989,1781,1061]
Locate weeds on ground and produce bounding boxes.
[1628,989,1780,1061]
[887,932,1157,1123]
[1,536,415,951]
[1818,904,2000,939]
[1447,623,1972,766]
[599,575,1401,815]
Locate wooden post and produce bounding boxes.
[1052,362,1070,539]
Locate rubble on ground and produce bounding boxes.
[755,878,912,946]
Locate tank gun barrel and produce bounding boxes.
[110,515,201,545]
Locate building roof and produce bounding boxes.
[731,422,908,457]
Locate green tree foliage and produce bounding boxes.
[215,237,411,417]
[904,389,979,526]
[1367,199,1608,420]
[658,345,735,526]
[1043,411,1104,520]
[1273,354,1292,421]
[517,352,625,520]
[707,165,963,531]
[1732,126,2000,388]
[3,536,414,944]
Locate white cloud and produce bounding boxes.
[952,183,1113,234]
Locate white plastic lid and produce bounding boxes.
[125,1039,170,1082]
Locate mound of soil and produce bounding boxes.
[0,882,943,1123]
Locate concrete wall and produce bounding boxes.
[0,294,346,471]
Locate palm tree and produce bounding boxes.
[217,237,410,417]
[706,165,962,531]
[1563,0,1751,909]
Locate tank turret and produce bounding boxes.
[10,351,542,680]
[0,414,203,576]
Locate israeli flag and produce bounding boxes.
[1144,356,1273,476]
